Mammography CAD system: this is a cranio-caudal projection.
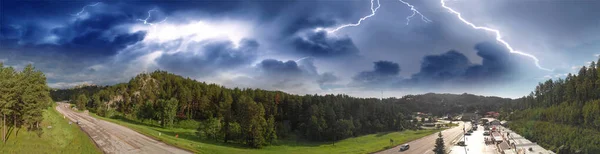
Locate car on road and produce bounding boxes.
[465,132,472,135]
[483,131,490,136]
[457,141,466,146]
[399,144,410,151]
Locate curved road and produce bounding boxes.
[377,122,471,154]
[56,102,191,154]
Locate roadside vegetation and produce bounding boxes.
[503,58,600,153]
[0,104,101,153]
[93,112,437,154]
[0,64,53,141]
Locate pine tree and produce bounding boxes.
[76,94,88,111]
[265,115,277,144]
[432,132,446,154]
[159,98,178,128]
[0,64,17,142]
[20,64,50,130]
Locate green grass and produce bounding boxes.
[0,104,101,154]
[91,113,439,154]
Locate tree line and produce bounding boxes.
[0,63,52,142]
[390,93,509,116]
[503,59,600,153]
[67,71,418,148]
[50,85,105,102]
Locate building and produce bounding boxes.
[423,123,436,127]
[486,111,500,118]
[461,113,477,121]
[501,120,509,127]
[504,126,555,154]
[490,120,502,126]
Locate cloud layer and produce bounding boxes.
[2,0,598,98]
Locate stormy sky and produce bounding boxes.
[1,0,599,98]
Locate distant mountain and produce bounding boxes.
[50,85,106,101]
[389,93,511,116]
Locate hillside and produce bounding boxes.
[503,60,600,153]
[390,93,510,116]
[57,71,420,148]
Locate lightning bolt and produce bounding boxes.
[440,0,552,71]
[398,0,432,25]
[327,0,381,33]
[295,56,311,62]
[72,2,100,16]
[137,9,168,26]
[327,0,431,33]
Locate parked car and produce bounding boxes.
[457,141,466,146]
[483,131,490,136]
[400,144,410,151]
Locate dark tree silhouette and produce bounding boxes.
[432,132,445,154]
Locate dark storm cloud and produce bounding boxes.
[410,50,471,82]
[259,59,303,75]
[113,0,294,20]
[156,39,259,77]
[49,12,145,56]
[352,42,520,89]
[463,42,513,81]
[354,61,401,81]
[11,23,50,44]
[409,42,517,85]
[352,61,401,87]
[1,11,145,58]
[0,2,148,87]
[256,58,339,90]
[0,25,20,39]
[283,17,336,36]
[318,72,339,85]
[263,0,363,59]
[292,31,360,58]
[1,1,89,21]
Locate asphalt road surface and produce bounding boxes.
[56,102,191,154]
[377,122,471,154]
[449,125,497,154]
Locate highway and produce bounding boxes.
[377,122,471,154]
[55,102,191,154]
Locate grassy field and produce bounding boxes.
[0,104,101,153]
[91,113,439,154]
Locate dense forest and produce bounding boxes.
[53,70,514,148]
[64,71,416,147]
[0,63,52,142]
[503,60,600,153]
